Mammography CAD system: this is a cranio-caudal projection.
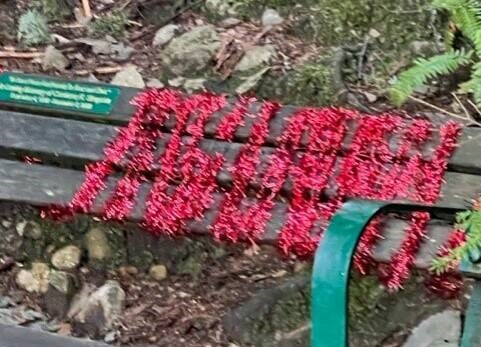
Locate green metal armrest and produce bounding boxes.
[310,200,481,347]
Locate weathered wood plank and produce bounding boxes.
[449,127,481,175]
[0,159,464,268]
[4,94,481,179]
[0,110,277,187]
[0,110,480,209]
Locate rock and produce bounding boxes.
[87,74,100,83]
[168,76,185,88]
[85,227,111,262]
[368,28,381,39]
[223,274,310,346]
[104,330,117,343]
[42,45,69,71]
[409,40,439,58]
[262,9,284,28]
[44,270,77,318]
[16,221,42,239]
[69,281,125,337]
[0,306,46,327]
[146,78,165,88]
[363,91,378,103]
[235,45,275,72]
[220,17,242,28]
[111,43,135,62]
[16,263,50,294]
[51,245,81,270]
[149,264,167,281]
[205,0,239,18]
[153,24,179,47]
[111,65,145,88]
[0,296,14,309]
[183,78,206,92]
[402,310,461,347]
[118,266,138,277]
[76,38,112,55]
[236,67,270,94]
[162,25,220,75]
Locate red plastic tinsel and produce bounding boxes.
[425,229,466,299]
[42,88,463,293]
[379,212,431,291]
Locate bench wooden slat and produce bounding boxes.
[0,109,479,198]
[0,158,459,267]
[0,110,278,187]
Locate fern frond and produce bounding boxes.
[389,50,473,106]
[433,0,481,53]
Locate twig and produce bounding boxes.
[408,95,478,124]
[451,92,471,120]
[357,35,370,80]
[0,51,44,59]
[467,99,481,118]
[119,0,133,11]
[82,0,92,18]
[95,66,122,74]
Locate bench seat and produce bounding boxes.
[0,73,479,269]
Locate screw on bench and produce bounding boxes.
[310,200,464,347]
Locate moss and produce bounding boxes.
[17,9,52,47]
[40,0,72,21]
[89,11,128,39]
[257,48,346,106]
[100,224,126,269]
[129,250,154,272]
[236,0,445,88]
[348,273,385,336]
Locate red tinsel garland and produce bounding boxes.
[353,216,384,275]
[277,108,353,257]
[379,212,431,290]
[42,87,463,294]
[211,101,280,242]
[425,229,466,299]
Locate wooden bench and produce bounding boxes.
[0,71,480,345]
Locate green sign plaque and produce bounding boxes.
[0,72,121,116]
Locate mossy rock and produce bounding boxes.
[224,270,461,347]
[256,48,347,106]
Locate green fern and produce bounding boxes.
[390,0,481,107]
[433,0,481,53]
[389,50,473,106]
[430,207,481,275]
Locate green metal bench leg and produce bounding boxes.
[311,200,387,347]
[311,199,480,347]
[461,280,481,347]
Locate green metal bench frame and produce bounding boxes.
[311,200,481,347]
